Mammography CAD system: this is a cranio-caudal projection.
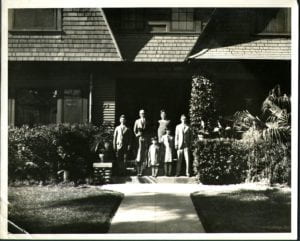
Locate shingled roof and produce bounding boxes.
[8,8,122,61]
[116,34,199,62]
[188,8,291,60]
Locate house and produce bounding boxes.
[8,8,291,130]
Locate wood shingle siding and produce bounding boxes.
[189,8,291,60]
[92,76,116,126]
[8,9,121,61]
[116,34,199,62]
[190,38,291,60]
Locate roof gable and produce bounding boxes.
[8,8,122,61]
[189,8,291,60]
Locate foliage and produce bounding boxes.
[8,123,114,183]
[189,75,218,141]
[245,141,291,184]
[233,85,291,144]
[193,138,291,185]
[8,125,59,182]
[193,139,248,185]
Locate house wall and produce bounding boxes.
[8,8,121,62]
[8,60,290,127]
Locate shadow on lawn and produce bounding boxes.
[191,188,291,233]
[9,192,123,234]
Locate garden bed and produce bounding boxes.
[8,186,123,233]
[191,186,291,232]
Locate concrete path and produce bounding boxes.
[100,179,206,233]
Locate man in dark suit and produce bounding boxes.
[113,115,132,175]
[133,109,149,176]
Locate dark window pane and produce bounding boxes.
[120,9,145,31]
[171,8,194,31]
[13,9,58,30]
[15,89,57,126]
[63,89,85,124]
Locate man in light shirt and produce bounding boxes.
[113,114,132,175]
[175,114,192,177]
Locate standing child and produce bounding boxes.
[148,137,160,177]
[161,128,174,176]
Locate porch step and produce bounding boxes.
[111,176,198,184]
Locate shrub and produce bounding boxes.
[245,141,291,184]
[193,139,248,185]
[8,125,58,182]
[8,123,114,184]
[189,75,218,141]
[193,138,291,185]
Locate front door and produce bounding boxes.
[116,78,191,134]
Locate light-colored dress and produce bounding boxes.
[148,144,160,166]
[161,134,174,163]
[157,120,170,142]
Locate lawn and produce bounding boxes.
[8,186,124,233]
[191,187,291,233]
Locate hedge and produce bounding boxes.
[193,139,248,184]
[193,139,291,185]
[8,123,114,184]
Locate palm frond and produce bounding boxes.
[262,126,291,143]
[262,85,290,115]
[233,110,266,131]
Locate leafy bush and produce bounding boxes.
[8,125,58,182]
[193,139,248,185]
[8,123,114,184]
[189,74,218,141]
[245,141,291,185]
[193,138,291,185]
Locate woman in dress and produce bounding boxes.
[157,109,170,142]
[161,128,174,176]
[157,110,170,165]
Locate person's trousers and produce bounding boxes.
[176,148,190,176]
[164,163,172,176]
[115,147,127,176]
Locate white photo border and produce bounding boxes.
[1,0,298,240]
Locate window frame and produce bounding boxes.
[117,8,202,34]
[170,8,196,32]
[119,8,145,33]
[9,9,62,33]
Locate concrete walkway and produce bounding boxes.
[100,178,206,233]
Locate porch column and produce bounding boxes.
[88,74,93,123]
[8,98,15,127]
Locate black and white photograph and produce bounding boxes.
[0,0,298,239]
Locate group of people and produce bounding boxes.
[112,109,192,177]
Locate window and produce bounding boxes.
[255,8,291,35]
[15,89,58,126]
[114,8,202,33]
[10,9,61,31]
[120,9,145,31]
[171,8,194,31]
[63,89,87,124]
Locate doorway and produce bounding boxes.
[116,78,191,135]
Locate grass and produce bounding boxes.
[191,187,291,233]
[8,186,124,233]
